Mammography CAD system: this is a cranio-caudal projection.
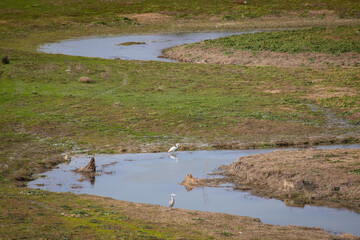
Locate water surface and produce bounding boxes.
[39,31,259,62]
[28,144,360,236]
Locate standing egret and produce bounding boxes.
[169,193,176,208]
[168,143,179,153]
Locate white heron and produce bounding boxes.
[168,143,179,153]
[169,193,176,208]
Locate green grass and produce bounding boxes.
[0,186,208,239]
[202,26,360,54]
[350,168,360,174]
[1,51,358,152]
[0,0,359,21]
[1,47,358,185]
[0,0,359,239]
[0,0,358,182]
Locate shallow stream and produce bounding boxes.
[39,31,259,61]
[37,32,360,236]
[29,144,360,236]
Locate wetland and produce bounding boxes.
[39,31,260,61]
[28,145,360,236]
[1,0,360,238]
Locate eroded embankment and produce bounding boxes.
[182,148,360,212]
[163,43,360,68]
[225,148,360,211]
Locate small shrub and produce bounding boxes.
[89,219,100,223]
[350,168,360,175]
[216,230,234,236]
[222,15,235,21]
[2,56,9,64]
[324,154,336,158]
[61,205,72,210]
[71,210,89,215]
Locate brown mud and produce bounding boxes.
[182,148,360,213]
[163,43,360,68]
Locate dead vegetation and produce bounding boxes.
[126,13,172,25]
[179,173,226,191]
[303,86,358,101]
[78,76,92,83]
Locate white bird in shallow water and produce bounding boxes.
[169,193,176,208]
[168,143,179,153]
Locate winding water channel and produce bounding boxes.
[29,144,360,236]
[39,31,260,61]
[37,32,360,236]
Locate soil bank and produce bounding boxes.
[186,148,360,213]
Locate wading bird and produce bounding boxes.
[168,143,179,153]
[169,193,176,208]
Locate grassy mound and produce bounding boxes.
[202,26,360,54]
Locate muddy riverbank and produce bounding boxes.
[186,148,360,212]
[162,43,360,68]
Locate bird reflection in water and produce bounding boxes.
[168,153,178,162]
[169,193,176,208]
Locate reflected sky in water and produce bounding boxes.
[28,144,360,236]
[39,31,260,62]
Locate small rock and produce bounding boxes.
[180,174,204,191]
[76,157,96,173]
[113,102,121,107]
[78,76,92,83]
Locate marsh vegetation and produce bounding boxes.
[0,0,359,239]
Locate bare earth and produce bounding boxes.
[163,43,360,68]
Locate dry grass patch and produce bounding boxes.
[78,76,92,83]
[163,44,360,68]
[304,86,358,101]
[263,89,282,94]
[126,13,172,24]
[220,148,360,211]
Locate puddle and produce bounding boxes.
[38,31,260,62]
[28,144,360,236]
